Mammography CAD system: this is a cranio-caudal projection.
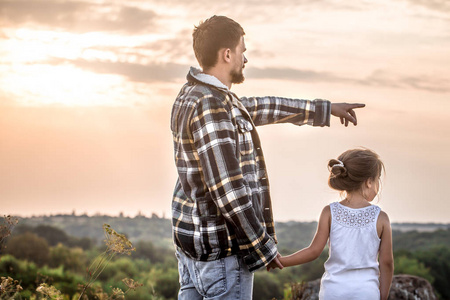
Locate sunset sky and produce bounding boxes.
[1,0,449,223]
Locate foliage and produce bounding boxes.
[14,224,95,251]
[78,224,137,299]
[49,245,87,273]
[0,255,39,292]
[132,241,171,264]
[0,215,19,254]
[275,222,317,253]
[253,271,284,300]
[36,283,63,300]
[148,268,179,300]
[394,255,434,282]
[0,276,23,300]
[4,232,50,266]
[392,228,450,251]
[414,246,450,299]
[16,215,173,249]
[1,216,449,300]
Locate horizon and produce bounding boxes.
[7,211,450,226]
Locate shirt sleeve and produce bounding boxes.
[239,96,331,127]
[190,95,278,272]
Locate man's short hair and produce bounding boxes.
[193,15,245,69]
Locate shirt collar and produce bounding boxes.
[187,67,229,92]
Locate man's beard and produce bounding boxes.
[230,68,245,84]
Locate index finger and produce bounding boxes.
[349,103,365,109]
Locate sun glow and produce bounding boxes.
[0,64,129,106]
[0,28,168,106]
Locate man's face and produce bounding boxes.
[230,36,248,84]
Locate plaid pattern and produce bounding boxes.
[171,68,331,272]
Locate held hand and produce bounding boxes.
[331,103,365,127]
[266,253,284,272]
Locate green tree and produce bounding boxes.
[99,257,139,282]
[253,271,283,300]
[49,244,87,273]
[394,255,434,283]
[37,265,84,298]
[132,241,168,264]
[34,225,69,246]
[151,268,179,300]
[67,236,93,250]
[5,232,50,266]
[0,254,38,293]
[414,246,450,299]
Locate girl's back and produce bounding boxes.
[320,202,381,300]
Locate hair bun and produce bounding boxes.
[328,159,348,178]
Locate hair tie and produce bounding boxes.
[328,159,347,178]
[334,160,344,168]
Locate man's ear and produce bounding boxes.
[221,48,231,63]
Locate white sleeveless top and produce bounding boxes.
[319,202,381,300]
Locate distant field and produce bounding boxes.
[391,223,450,232]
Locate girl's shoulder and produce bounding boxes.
[318,205,331,221]
[376,209,392,238]
[377,209,391,226]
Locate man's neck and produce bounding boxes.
[203,67,232,90]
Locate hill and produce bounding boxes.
[9,214,450,252]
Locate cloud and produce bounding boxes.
[136,30,194,62]
[46,57,188,83]
[247,67,345,82]
[406,0,450,12]
[359,70,450,93]
[0,0,158,33]
[247,67,450,93]
[40,57,449,93]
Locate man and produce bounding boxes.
[171,15,364,299]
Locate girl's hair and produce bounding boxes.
[328,148,384,193]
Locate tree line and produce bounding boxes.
[1,216,449,299]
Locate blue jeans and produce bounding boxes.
[176,250,254,300]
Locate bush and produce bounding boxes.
[49,244,87,273]
[414,246,450,299]
[5,232,50,266]
[0,254,38,292]
[394,255,434,283]
[253,271,283,300]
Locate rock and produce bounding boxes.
[289,275,437,300]
[289,279,320,300]
[388,274,437,300]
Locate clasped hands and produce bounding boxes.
[266,253,284,271]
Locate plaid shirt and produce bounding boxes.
[171,67,331,272]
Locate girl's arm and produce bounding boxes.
[279,206,331,267]
[377,211,394,300]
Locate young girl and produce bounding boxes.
[276,148,394,300]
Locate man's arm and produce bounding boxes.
[240,96,331,127]
[190,95,278,272]
[240,96,365,127]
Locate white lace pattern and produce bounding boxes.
[331,202,380,228]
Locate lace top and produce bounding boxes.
[331,202,380,228]
[319,201,382,299]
